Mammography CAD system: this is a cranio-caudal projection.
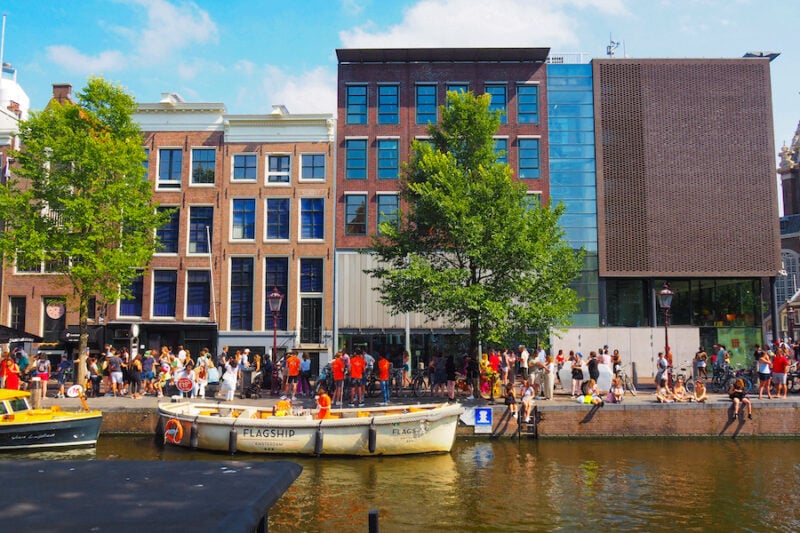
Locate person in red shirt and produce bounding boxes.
[316,386,331,419]
[772,347,791,399]
[349,349,366,407]
[377,353,391,405]
[489,350,501,373]
[331,352,345,407]
[284,351,301,400]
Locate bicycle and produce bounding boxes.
[411,368,431,398]
[673,361,695,394]
[618,365,638,397]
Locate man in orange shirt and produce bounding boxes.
[377,353,391,405]
[349,348,366,407]
[285,351,301,400]
[316,386,331,419]
[331,352,345,408]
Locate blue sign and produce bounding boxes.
[474,407,492,434]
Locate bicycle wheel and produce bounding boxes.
[412,375,424,398]
[624,375,638,397]
[684,378,695,394]
[365,378,378,398]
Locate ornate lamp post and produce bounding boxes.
[788,307,795,343]
[266,287,284,395]
[657,283,674,387]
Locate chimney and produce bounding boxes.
[51,83,73,104]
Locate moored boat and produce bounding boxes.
[158,401,464,456]
[0,389,102,450]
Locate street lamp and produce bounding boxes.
[657,283,674,386]
[266,287,284,395]
[788,307,795,342]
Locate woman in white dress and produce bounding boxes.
[221,359,239,401]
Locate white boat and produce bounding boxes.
[157,401,464,456]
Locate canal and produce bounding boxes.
[29,436,800,531]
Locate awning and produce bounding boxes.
[0,324,43,343]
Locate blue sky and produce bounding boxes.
[3,0,798,151]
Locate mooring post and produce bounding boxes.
[368,509,379,533]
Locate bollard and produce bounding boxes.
[30,377,42,409]
[368,509,379,533]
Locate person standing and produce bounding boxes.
[570,352,584,399]
[518,345,529,382]
[377,353,391,405]
[285,351,301,400]
[349,349,366,407]
[128,353,143,399]
[331,352,346,408]
[299,353,312,397]
[221,359,239,401]
[107,349,124,397]
[543,354,555,400]
[587,351,600,384]
[757,350,773,400]
[772,348,790,399]
[465,354,479,401]
[55,354,72,398]
[35,353,51,400]
[445,353,457,402]
[695,346,708,379]
[2,355,20,390]
[655,352,668,386]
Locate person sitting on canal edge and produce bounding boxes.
[729,378,752,420]
[672,377,690,402]
[316,386,331,420]
[692,379,708,402]
[655,378,674,403]
[504,383,517,415]
[606,376,624,404]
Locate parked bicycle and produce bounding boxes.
[618,365,637,397]
[672,361,696,394]
[411,368,430,398]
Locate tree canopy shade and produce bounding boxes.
[0,77,169,384]
[368,91,583,357]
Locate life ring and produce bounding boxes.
[164,418,184,444]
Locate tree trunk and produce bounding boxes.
[76,295,88,387]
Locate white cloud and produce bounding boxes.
[340,0,368,16]
[253,66,337,115]
[131,0,218,63]
[340,0,627,49]
[45,46,127,74]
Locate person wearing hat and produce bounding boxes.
[55,354,72,398]
[274,395,292,416]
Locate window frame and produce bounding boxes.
[266,154,292,185]
[346,84,368,125]
[266,197,291,241]
[152,270,178,318]
[300,153,326,182]
[157,148,182,190]
[155,206,179,255]
[517,83,540,125]
[300,197,324,241]
[185,269,211,319]
[416,84,438,125]
[376,193,399,235]
[231,198,256,241]
[377,138,399,180]
[344,193,368,236]
[518,137,541,179]
[190,147,216,186]
[188,205,213,254]
[485,83,508,124]
[229,257,254,330]
[377,84,399,125]
[345,138,367,180]
[232,153,258,182]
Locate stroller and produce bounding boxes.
[243,371,264,399]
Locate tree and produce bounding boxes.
[368,91,583,358]
[0,77,169,386]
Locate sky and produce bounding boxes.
[2,0,799,154]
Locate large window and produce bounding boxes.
[189,206,213,253]
[377,84,399,124]
[120,271,144,317]
[518,138,541,179]
[191,148,215,184]
[301,154,325,181]
[232,199,256,240]
[494,138,508,165]
[230,258,253,330]
[377,194,399,235]
[300,258,323,344]
[10,297,26,332]
[266,198,290,240]
[152,270,177,317]
[345,194,367,236]
[156,207,179,253]
[300,198,324,240]
[267,155,291,184]
[485,84,507,123]
[346,84,368,125]
[447,83,469,95]
[377,139,399,179]
[158,148,182,189]
[345,139,367,180]
[265,257,288,330]
[416,84,437,125]
[233,153,257,181]
[186,270,211,318]
[517,84,540,124]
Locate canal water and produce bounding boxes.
[40,436,800,531]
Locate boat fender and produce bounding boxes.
[368,421,377,454]
[228,428,237,455]
[190,424,199,450]
[314,427,324,455]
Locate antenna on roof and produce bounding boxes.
[606,35,620,58]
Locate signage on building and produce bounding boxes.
[474,407,493,434]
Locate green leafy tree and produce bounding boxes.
[0,77,169,385]
[368,91,583,357]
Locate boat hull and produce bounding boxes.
[0,414,103,450]
[158,402,463,456]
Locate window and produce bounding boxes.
[300,198,324,240]
[300,258,323,293]
[142,148,150,179]
[416,84,437,125]
[300,258,323,344]
[494,138,508,165]
[233,154,257,181]
[189,206,213,253]
[191,148,215,184]
[345,194,367,236]
[186,270,211,318]
[230,258,253,330]
[377,139,399,180]
[265,257,288,330]
[267,155,291,184]
[517,84,540,124]
[232,199,256,240]
[153,270,177,317]
[345,139,367,180]
[518,138,541,179]
[266,198,290,240]
[120,272,144,316]
[485,84,507,123]
[10,297,26,332]
[15,253,41,273]
[524,193,542,211]
[346,84,367,124]
[377,194,399,235]
[301,154,325,181]
[158,148,182,189]
[447,83,469,95]
[156,207,179,253]
[377,85,399,124]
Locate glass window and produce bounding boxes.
[346,84,367,125]
[300,198,324,240]
[232,199,256,240]
[267,155,291,184]
[189,206,213,253]
[518,138,540,179]
[186,270,210,318]
[345,195,367,236]
[191,148,215,184]
[300,258,323,293]
[120,272,144,317]
[266,198,290,240]
[230,258,253,330]
[377,194,399,235]
[233,154,257,181]
[524,194,542,211]
[152,270,177,317]
[156,207,179,253]
[494,138,508,165]
[301,154,325,180]
[416,84,437,125]
[517,84,539,124]
[158,148,182,189]
[447,83,469,95]
[485,84,507,123]
[10,296,26,332]
[346,139,367,180]
[265,257,288,330]
[142,148,150,179]
[377,139,399,180]
[377,85,399,125]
